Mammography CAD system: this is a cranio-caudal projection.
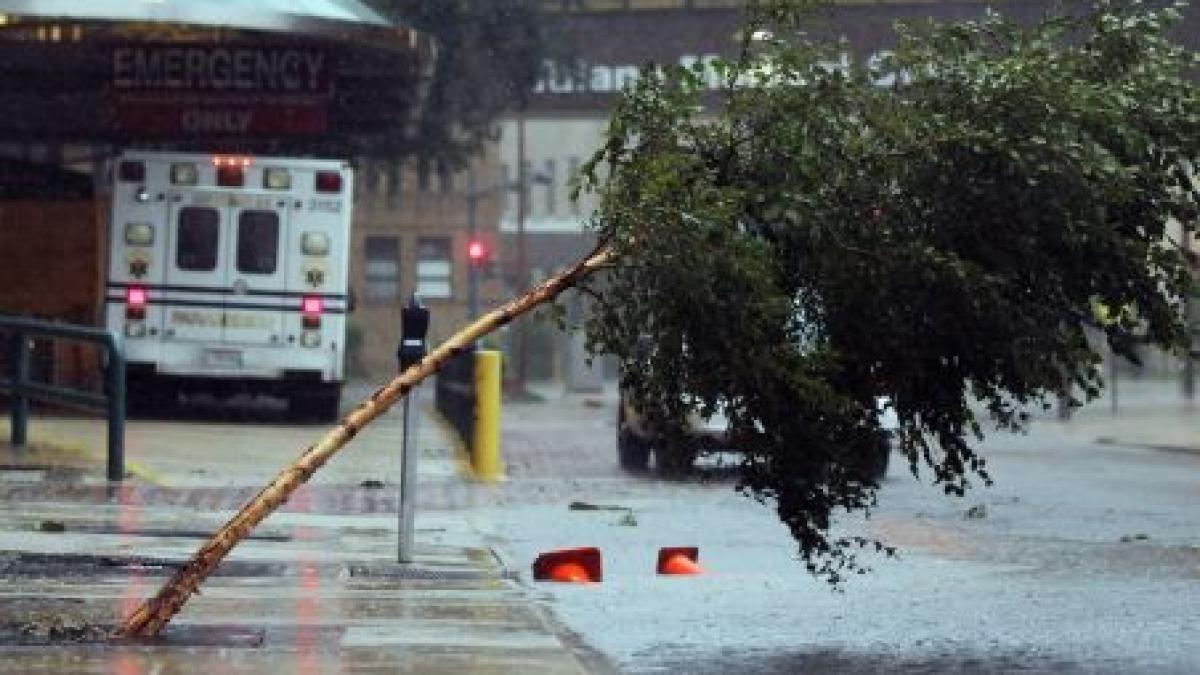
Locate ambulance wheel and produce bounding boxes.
[290,385,341,423]
[126,374,172,417]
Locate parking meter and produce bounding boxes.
[397,293,429,563]
[398,294,429,371]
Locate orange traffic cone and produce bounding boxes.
[532,547,602,583]
[657,547,703,576]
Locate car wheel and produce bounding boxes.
[618,428,652,470]
[617,404,652,471]
[126,373,175,417]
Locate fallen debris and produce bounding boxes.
[569,501,629,512]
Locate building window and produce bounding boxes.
[568,156,582,215]
[438,162,453,194]
[500,163,513,212]
[364,236,400,301]
[545,159,557,214]
[415,237,452,299]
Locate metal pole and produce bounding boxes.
[397,296,429,564]
[398,394,417,563]
[515,111,529,391]
[1110,344,1119,416]
[1183,233,1195,400]
[467,170,479,321]
[10,332,28,447]
[106,341,126,482]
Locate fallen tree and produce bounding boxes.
[119,245,611,637]
[121,0,1199,635]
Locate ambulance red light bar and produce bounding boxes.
[212,155,250,187]
[126,285,147,320]
[216,165,244,187]
[212,156,253,167]
[301,295,323,328]
[315,171,342,193]
[118,160,145,183]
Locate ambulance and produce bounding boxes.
[104,151,354,420]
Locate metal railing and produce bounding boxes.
[0,315,125,481]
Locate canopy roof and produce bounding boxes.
[0,0,435,154]
[0,0,396,36]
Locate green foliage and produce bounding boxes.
[368,0,547,165]
[580,0,1200,582]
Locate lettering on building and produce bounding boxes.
[113,46,330,95]
[534,51,902,96]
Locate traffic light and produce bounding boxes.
[467,239,488,267]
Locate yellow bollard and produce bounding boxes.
[473,350,504,481]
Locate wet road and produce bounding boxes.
[3,382,1196,673]
[473,390,1200,674]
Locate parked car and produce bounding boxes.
[617,387,898,480]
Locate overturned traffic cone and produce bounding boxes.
[657,547,703,576]
[533,547,602,583]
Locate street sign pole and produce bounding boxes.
[397,295,429,564]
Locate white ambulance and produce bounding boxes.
[104,151,354,420]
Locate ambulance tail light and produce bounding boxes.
[315,171,342,193]
[301,295,323,328]
[126,286,147,320]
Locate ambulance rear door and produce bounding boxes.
[223,194,289,347]
[163,193,227,346]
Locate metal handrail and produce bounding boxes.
[0,315,125,481]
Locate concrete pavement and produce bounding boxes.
[1028,377,1198,453]
[0,381,608,674]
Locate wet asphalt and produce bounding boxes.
[472,384,1200,674]
[0,379,1196,673]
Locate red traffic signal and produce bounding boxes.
[468,239,488,265]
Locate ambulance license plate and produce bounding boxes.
[202,349,243,369]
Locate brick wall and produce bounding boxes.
[0,200,102,322]
[0,199,105,388]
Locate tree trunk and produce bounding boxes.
[118,245,612,638]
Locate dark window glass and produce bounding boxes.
[364,236,400,300]
[416,237,452,299]
[176,207,219,271]
[237,210,279,274]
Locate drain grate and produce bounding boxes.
[345,563,499,581]
[0,551,287,579]
[57,523,292,542]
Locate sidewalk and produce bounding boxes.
[0,380,605,673]
[1027,377,1199,454]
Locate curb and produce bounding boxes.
[423,402,475,480]
[1096,436,1200,455]
[1,433,165,486]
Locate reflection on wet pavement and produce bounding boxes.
[0,500,594,674]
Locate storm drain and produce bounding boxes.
[0,551,287,579]
[345,563,501,581]
[53,523,292,542]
